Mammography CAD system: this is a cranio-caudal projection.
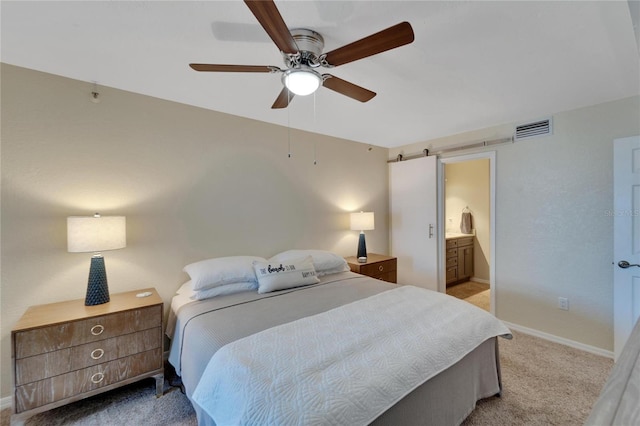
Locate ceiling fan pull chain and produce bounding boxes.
[287,94,292,158]
[313,91,318,165]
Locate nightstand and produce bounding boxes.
[11,288,164,425]
[345,253,397,284]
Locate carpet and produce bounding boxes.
[462,331,612,426]
[448,281,490,311]
[1,332,612,426]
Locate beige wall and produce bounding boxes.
[2,61,638,400]
[0,64,390,399]
[391,95,640,353]
[445,160,490,282]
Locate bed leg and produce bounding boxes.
[154,373,164,397]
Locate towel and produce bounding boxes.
[460,212,472,234]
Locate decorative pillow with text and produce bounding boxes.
[269,249,349,276]
[253,256,320,294]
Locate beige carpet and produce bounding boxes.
[463,330,612,425]
[1,334,612,426]
[448,281,490,311]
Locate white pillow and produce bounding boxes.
[253,256,320,294]
[269,250,349,277]
[176,281,192,295]
[191,281,258,301]
[183,256,266,291]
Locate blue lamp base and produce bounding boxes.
[357,232,368,263]
[85,255,110,306]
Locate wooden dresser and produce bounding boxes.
[345,253,397,284]
[11,288,164,425]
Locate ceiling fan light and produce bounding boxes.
[283,69,321,96]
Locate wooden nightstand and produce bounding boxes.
[11,288,164,425]
[345,253,397,284]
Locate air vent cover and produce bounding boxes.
[515,118,552,141]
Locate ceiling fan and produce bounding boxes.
[190,0,415,109]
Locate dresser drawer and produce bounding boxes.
[359,259,397,277]
[373,270,397,284]
[15,305,162,359]
[345,254,398,284]
[15,327,162,385]
[446,248,458,259]
[446,239,458,248]
[457,237,474,247]
[446,257,458,268]
[446,267,458,283]
[15,348,162,412]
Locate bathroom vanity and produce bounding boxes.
[445,234,474,286]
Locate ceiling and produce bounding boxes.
[2,1,639,148]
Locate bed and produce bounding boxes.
[167,253,511,426]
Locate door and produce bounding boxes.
[389,156,438,290]
[613,135,640,360]
[439,152,496,309]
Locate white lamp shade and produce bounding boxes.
[283,69,321,96]
[67,215,126,253]
[350,212,375,231]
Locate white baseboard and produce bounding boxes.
[1,395,12,411]
[502,321,614,359]
[470,277,489,285]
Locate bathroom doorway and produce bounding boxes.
[438,152,495,314]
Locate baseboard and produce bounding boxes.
[470,277,489,285]
[502,321,614,359]
[1,395,12,411]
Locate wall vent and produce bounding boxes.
[515,117,552,141]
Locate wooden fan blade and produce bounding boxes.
[322,75,376,102]
[244,0,298,54]
[322,22,414,67]
[190,64,276,73]
[271,87,294,109]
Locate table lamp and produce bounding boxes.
[67,213,126,306]
[350,211,374,263]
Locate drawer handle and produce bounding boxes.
[90,348,105,360]
[90,324,104,336]
[91,372,105,384]
[378,265,384,272]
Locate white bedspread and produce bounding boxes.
[192,285,511,426]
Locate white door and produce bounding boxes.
[613,135,640,360]
[389,156,438,290]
